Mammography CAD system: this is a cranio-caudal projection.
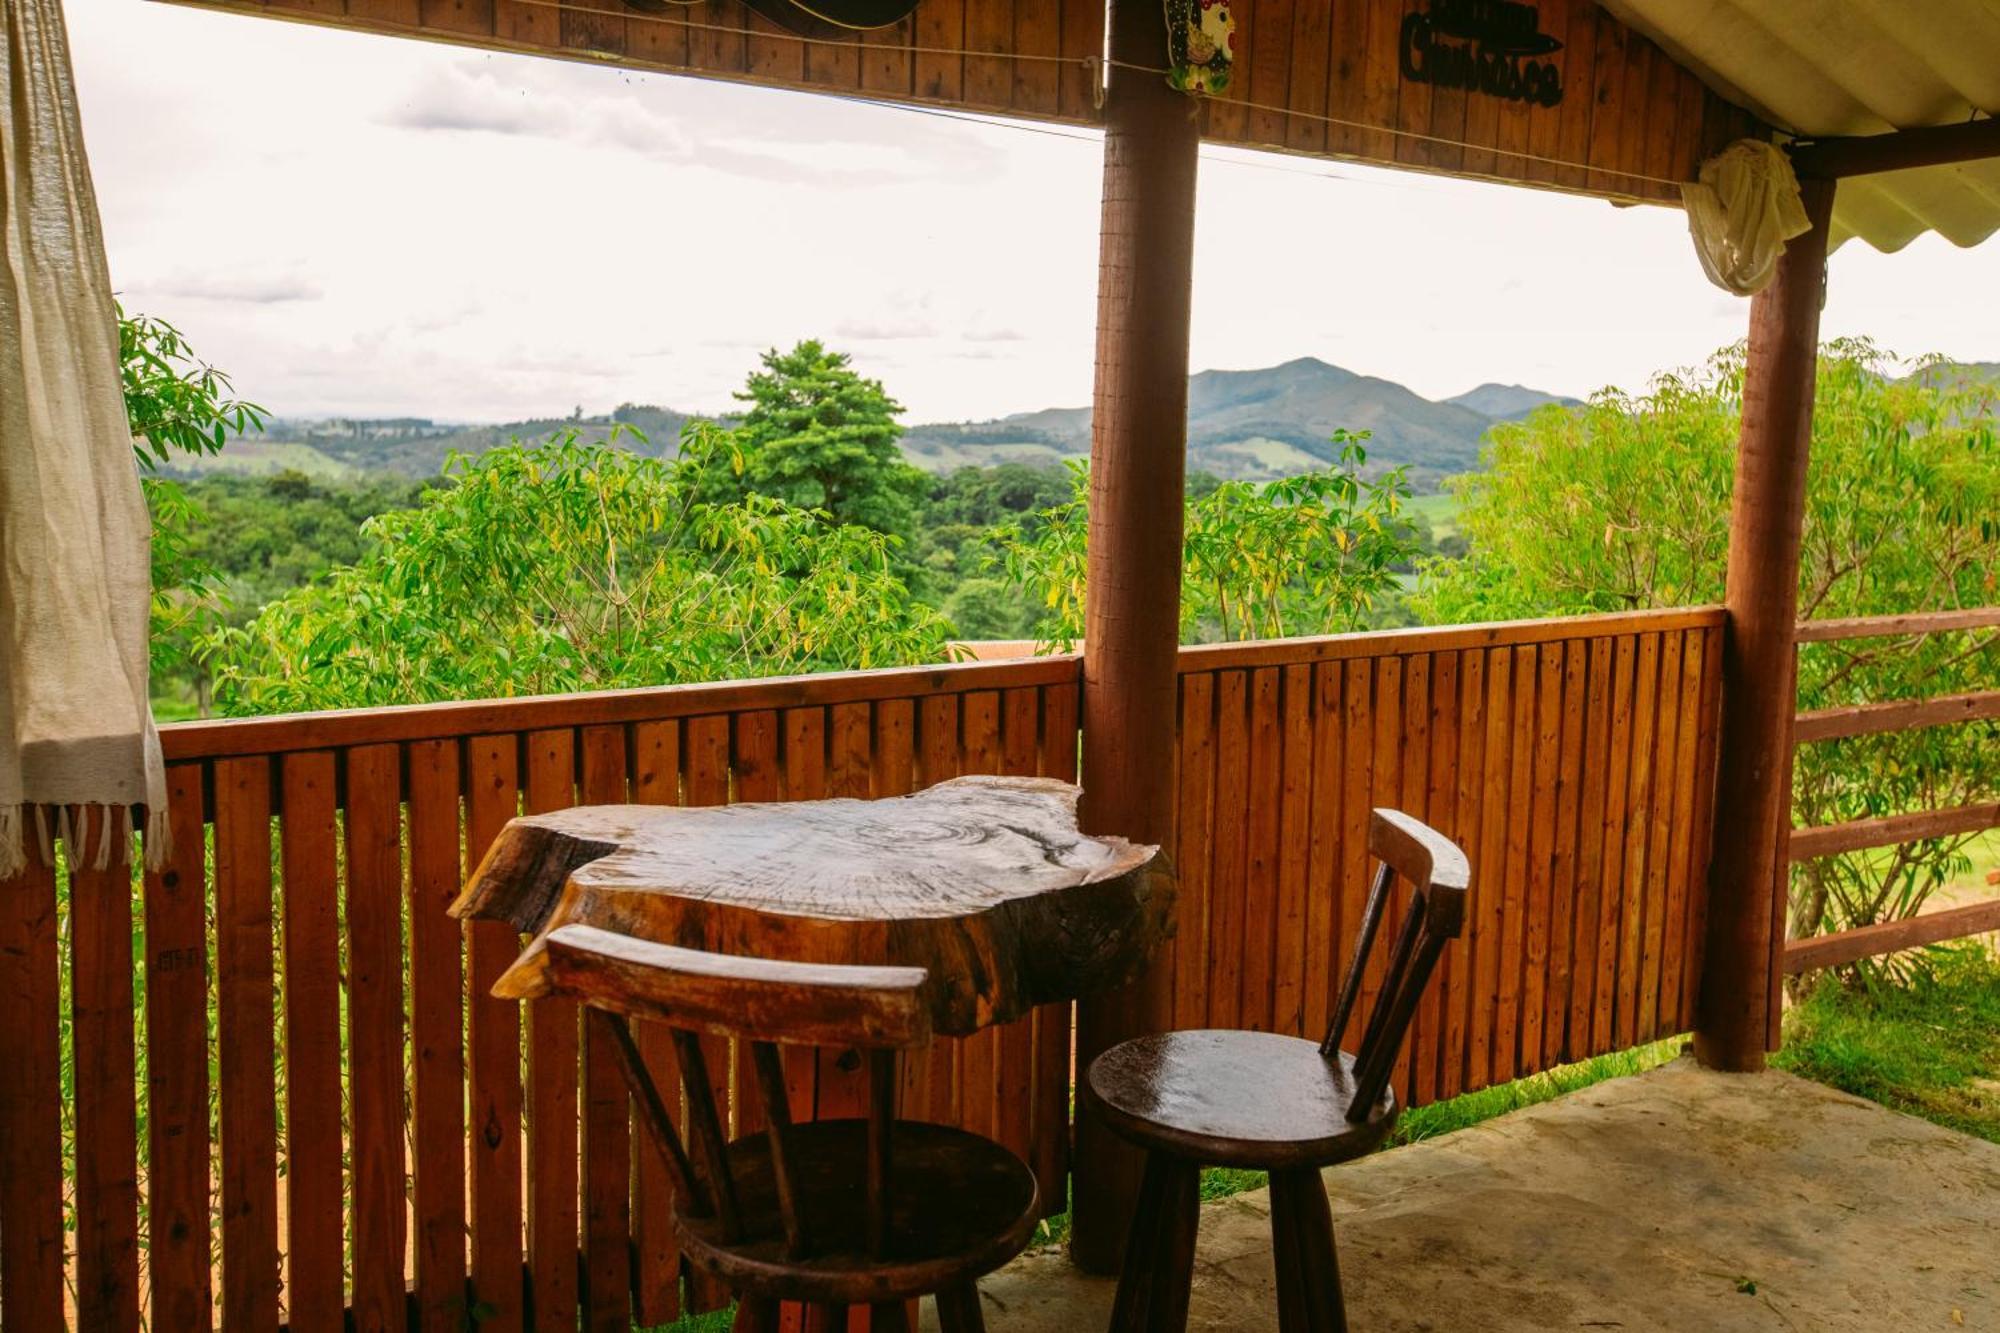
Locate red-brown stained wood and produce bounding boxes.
[1392,652,1431,1094]
[746,9,807,85]
[914,0,965,102]
[1010,0,1058,113]
[1440,649,1481,1097]
[1638,632,1684,1041]
[1519,644,1561,1073]
[69,816,142,1333]
[992,687,1042,1165]
[1324,0,1369,157]
[1175,674,1218,1031]
[0,830,63,1333]
[1366,656,1403,1070]
[1241,666,1284,1031]
[347,744,408,1333]
[1615,634,1660,1049]
[1417,649,1460,1104]
[1208,670,1251,1030]
[1246,0,1297,148]
[279,752,343,1333]
[1570,639,1613,1054]
[1356,0,1403,163]
[466,735,526,1333]
[1283,0,1331,153]
[524,728,582,1332]
[144,765,213,1333]
[1593,636,1638,1053]
[735,711,786,1142]
[861,16,915,97]
[419,0,495,35]
[579,726,633,1333]
[1659,630,1706,1031]
[1302,662,1344,1042]
[1684,626,1724,1034]
[1395,0,1436,168]
[962,0,1013,110]
[1032,683,1078,1208]
[1273,663,1315,1036]
[687,0,748,77]
[680,714,736,1313]
[408,739,469,1333]
[628,719,684,1327]
[215,754,281,1330]
[1494,645,1535,1080]
[1337,659,1377,1051]
[626,0,690,65]
[1544,639,1587,1066]
[1468,646,1511,1090]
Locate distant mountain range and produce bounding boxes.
[189,358,1583,489]
[901,359,1578,488]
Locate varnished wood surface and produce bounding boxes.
[454,775,1169,1035]
[674,1120,1039,1304]
[1088,1031,1395,1169]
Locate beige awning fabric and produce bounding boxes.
[1599,0,2000,254]
[0,0,168,875]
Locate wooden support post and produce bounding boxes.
[1693,176,1835,1073]
[1069,0,1200,1274]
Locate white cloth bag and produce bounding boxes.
[0,0,167,875]
[1681,139,1814,296]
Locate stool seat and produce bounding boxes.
[1086,1031,1397,1170]
[678,1119,1040,1307]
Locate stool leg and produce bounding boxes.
[731,1298,780,1332]
[1108,1151,1201,1333]
[802,1302,847,1333]
[869,1299,914,1332]
[935,1281,985,1333]
[1271,1168,1346,1333]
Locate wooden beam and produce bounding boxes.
[1795,607,2000,643]
[1789,116,2000,179]
[1693,175,1835,1074]
[1793,689,2000,744]
[1069,0,1199,1276]
[1784,899,2000,973]
[1789,802,2000,862]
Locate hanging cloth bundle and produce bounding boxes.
[1681,139,1813,296]
[0,0,169,876]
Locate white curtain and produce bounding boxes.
[0,0,167,876]
[1682,139,1813,296]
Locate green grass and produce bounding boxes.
[1773,943,2000,1144]
[1404,490,1461,539]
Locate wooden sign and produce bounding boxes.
[1402,0,1565,107]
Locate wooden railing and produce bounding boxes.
[0,607,1728,1332]
[1783,607,2000,974]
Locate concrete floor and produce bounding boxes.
[936,1059,2000,1331]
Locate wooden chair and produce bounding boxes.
[542,923,1041,1333]
[1083,808,1470,1333]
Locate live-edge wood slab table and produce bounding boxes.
[450,774,1173,1327]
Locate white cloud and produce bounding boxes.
[68,0,2000,427]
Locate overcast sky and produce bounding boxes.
[73,0,2000,424]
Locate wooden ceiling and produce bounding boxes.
[153,0,1763,204]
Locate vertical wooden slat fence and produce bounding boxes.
[1166,608,1724,1098]
[0,609,1722,1330]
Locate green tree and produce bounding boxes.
[118,304,269,714]
[998,437,1421,650]
[726,340,929,538]
[1416,341,1999,950]
[207,426,951,715]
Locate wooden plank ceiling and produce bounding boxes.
[151,0,1763,204]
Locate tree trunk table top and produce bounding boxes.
[450,775,1172,1036]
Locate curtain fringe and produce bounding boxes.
[0,802,161,878]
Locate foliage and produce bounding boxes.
[996,437,1421,650]
[1415,341,2000,942]
[118,305,269,707]
[206,426,951,715]
[719,340,930,540]
[1774,943,2000,1144]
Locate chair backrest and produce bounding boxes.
[542,923,932,1260]
[1319,809,1470,1121]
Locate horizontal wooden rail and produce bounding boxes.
[1794,607,2000,643]
[1176,607,1725,674]
[1789,117,2000,180]
[1784,899,2000,973]
[160,654,1082,761]
[1793,689,2000,744]
[1789,802,2000,862]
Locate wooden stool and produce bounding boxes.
[543,924,1041,1332]
[1083,809,1470,1333]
